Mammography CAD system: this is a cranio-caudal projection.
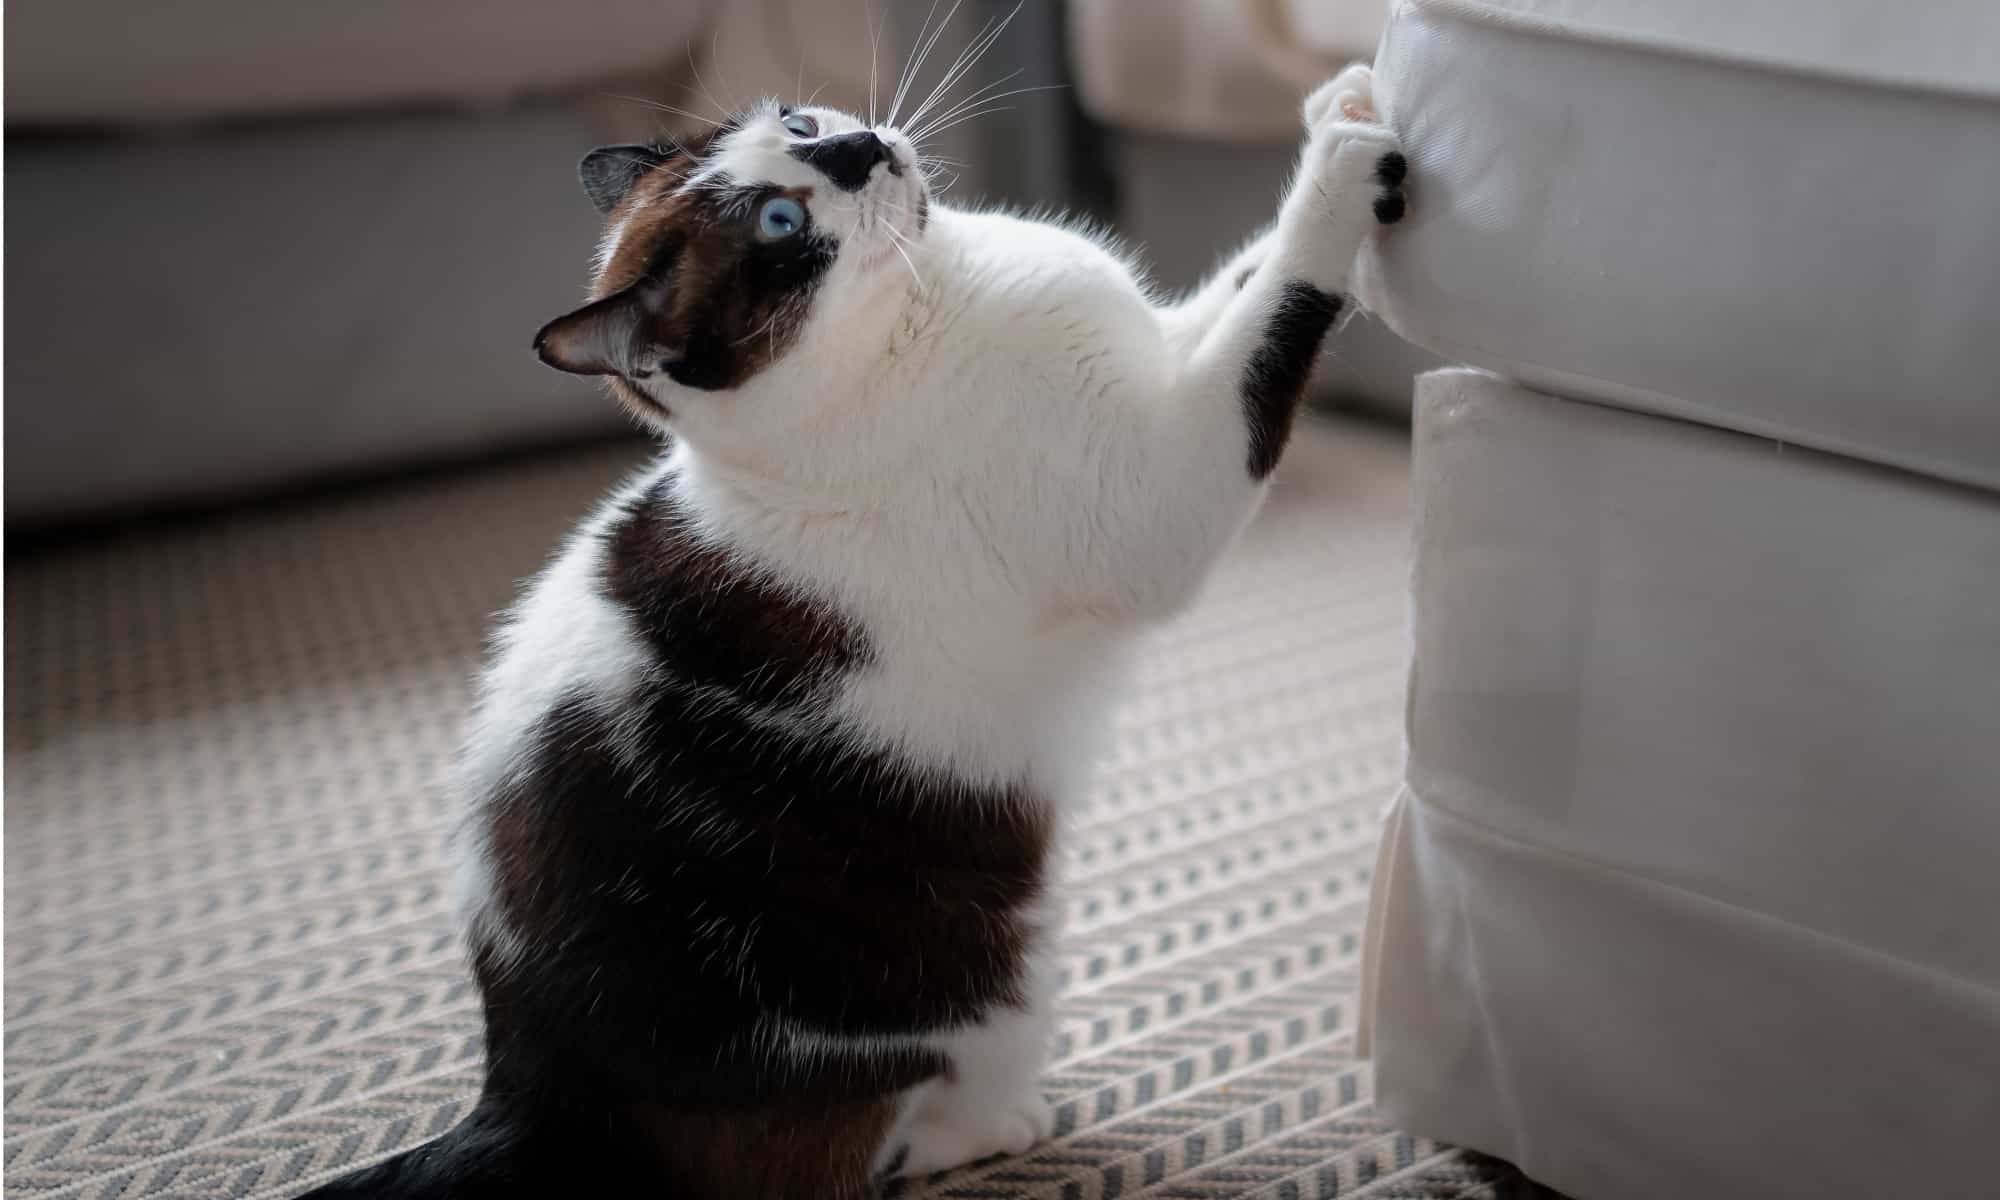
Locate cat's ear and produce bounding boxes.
[533,274,672,377]
[578,144,673,214]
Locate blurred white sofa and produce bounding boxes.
[1355,1,2000,1196]
[3,1,893,524]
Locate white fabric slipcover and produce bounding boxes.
[1357,0,2000,491]
[1361,369,2000,1199]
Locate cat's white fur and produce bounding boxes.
[457,64,1395,1176]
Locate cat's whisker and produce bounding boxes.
[888,0,963,129]
[867,0,892,125]
[901,1,1019,131]
[913,108,1012,147]
[879,222,926,290]
[888,0,964,129]
[683,43,735,123]
[885,2,936,128]
[734,310,785,347]
[909,83,1062,145]
[901,3,1021,134]
[908,65,1020,144]
[605,95,725,131]
[911,85,1063,147]
[706,26,747,113]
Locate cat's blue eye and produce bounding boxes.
[780,113,818,138]
[757,195,807,241]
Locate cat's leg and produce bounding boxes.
[1178,63,1403,480]
[1160,224,1277,354]
[1078,65,1403,619]
[872,981,1057,1178]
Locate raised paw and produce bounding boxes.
[1300,64,1407,227]
[1263,63,1406,289]
[877,1091,1055,1179]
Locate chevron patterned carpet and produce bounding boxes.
[5,417,1546,1199]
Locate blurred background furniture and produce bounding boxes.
[4,1,891,524]
[5,0,1430,527]
[1356,1,2000,1197]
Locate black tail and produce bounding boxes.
[298,1096,668,1198]
[298,1100,539,1200]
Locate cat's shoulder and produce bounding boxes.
[933,205,1155,294]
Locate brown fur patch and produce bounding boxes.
[587,127,835,398]
[636,1096,900,1199]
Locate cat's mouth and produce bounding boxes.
[853,150,929,271]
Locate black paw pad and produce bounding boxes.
[1373,152,1407,225]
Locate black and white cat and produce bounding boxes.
[305,62,1402,1200]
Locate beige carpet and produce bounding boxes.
[5,416,1541,1200]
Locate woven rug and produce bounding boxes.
[5,416,1543,1200]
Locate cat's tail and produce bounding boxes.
[294,1096,580,1200]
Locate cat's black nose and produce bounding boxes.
[788,131,896,192]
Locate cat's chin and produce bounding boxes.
[860,243,910,273]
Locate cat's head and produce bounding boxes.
[533,101,927,424]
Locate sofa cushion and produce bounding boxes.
[5,0,711,126]
[1360,0,2000,490]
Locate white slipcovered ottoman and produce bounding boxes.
[1355,1,2000,1195]
[1362,370,2000,1199]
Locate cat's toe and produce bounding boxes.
[883,1092,1054,1178]
[1010,1093,1057,1146]
[872,1141,910,1182]
[1304,63,1376,129]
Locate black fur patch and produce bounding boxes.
[477,689,1030,1101]
[602,480,864,706]
[1241,283,1342,478]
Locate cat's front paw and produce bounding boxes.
[878,1090,1055,1179]
[1300,65,1407,227]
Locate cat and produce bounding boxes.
[301,62,1403,1200]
